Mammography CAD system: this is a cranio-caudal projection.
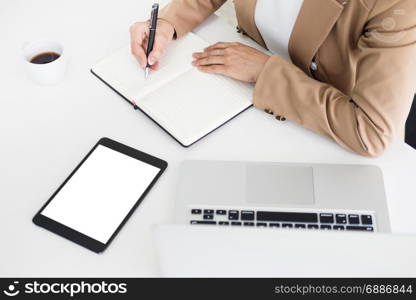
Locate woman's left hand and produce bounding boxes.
[192,42,270,83]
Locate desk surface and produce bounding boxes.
[1,0,415,277]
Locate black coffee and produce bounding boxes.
[30,52,60,64]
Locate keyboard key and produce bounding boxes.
[256,222,267,227]
[191,209,202,215]
[257,211,318,223]
[244,222,254,226]
[295,224,306,229]
[361,215,373,225]
[219,221,229,226]
[282,223,293,228]
[307,224,319,229]
[348,214,360,224]
[335,214,347,224]
[346,226,374,232]
[190,220,216,225]
[216,210,227,215]
[333,225,345,230]
[231,221,242,226]
[269,223,280,228]
[319,213,334,224]
[320,225,332,230]
[228,210,239,220]
[204,209,214,214]
[203,214,214,220]
[241,211,255,221]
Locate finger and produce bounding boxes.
[131,41,147,68]
[148,49,161,65]
[131,38,148,68]
[193,48,225,59]
[197,65,228,76]
[150,61,160,70]
[204,42,235,51]
[142,38,164,68]
[148,34,171,65]
[192,55,226,66]
[192,52,204,59]
[205,48,226,56]
[130,24,149,68]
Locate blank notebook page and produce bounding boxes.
[92,34,207,100]
[140,69,252,145]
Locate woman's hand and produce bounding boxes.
[192,42,270,83]
[129,19,175,70]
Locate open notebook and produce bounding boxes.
[91,33,253,147]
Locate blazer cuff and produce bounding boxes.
[253,55,288,115]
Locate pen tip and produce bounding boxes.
[144,68,149,79]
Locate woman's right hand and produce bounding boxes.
[129,19,175,70]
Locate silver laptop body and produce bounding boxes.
[174,161,390,232]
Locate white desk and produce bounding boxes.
[1,0,415,277]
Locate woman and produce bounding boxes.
[130,0,416,157]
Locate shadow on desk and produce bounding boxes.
[406,95,416,150]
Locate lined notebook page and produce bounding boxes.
[92,33,208,100]
[140,68,253,145]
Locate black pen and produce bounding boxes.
[145,3,159,78]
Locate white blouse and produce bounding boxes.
[254,0,304,60]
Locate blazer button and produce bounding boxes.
[310,61,318,71]
[236,26,247,36]
[264,108,273,115]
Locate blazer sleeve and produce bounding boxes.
[159,0,227,38]
[253,0,416,157]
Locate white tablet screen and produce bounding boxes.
[41,144,160,244]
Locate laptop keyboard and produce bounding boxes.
[189,209,376,232]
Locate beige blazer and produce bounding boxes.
[160,0,416,157]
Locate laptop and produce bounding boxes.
[153,225,416,277]
[173,161,391,232]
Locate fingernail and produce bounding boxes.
[148,57,155,65]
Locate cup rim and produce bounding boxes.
[22,38,65,65]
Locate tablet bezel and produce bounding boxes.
[33,137,168,253]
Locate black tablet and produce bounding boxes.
[33,138,167,253]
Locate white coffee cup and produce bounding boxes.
[22,39,67,85]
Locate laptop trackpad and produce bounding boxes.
[246,165,315,205]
